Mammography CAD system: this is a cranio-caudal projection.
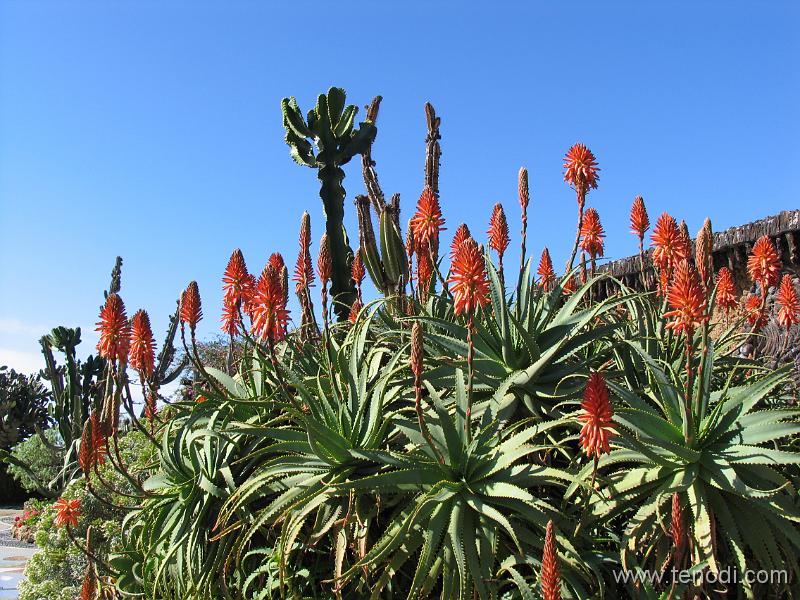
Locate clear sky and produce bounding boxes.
[1,1,798,375]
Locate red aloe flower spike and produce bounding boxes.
[317,234,332,326]
[678,220,692,263]
[80,562,98,600]
[563,143,599,196]
[448,236,490,442]
[221,294,242,337]
[651,212,686,295]
[564,143,599,272]
[54,498,80,528]
[144,390,157,423]
[714,267,738,316]
[352,249,365,299]
[578,372,615,458]
[519,167,530,269]
[671,493,686,566]
[416,246,434,303]
[129,310,155,377]
[410,186,445,249]
[695,218,714,291]
[180,282,202,334]
[579,207,605,261]
[79,411,107,473]
[664,261,709,337]
[630,195,649,273]
[293,212,315,288]
[96,293,130,363]
[537,248,556,291]
[541,520,562,600]
[448,237,490,317]
[250,265,290,343]
[777,274,800,330]
[348,298,362,324]
[629,196,650,240]
[488,203,510,273]
[318,234,332,287]
[450,223,472,260]
[223,248,253,306]
[747,235,781,297]
[651,213,685,270]
[267,252,288,305]
[745,293,767,331]
[268,252,284,273]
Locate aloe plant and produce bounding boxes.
[422,259,626,419]
[571,340,800,598]
[282,87,377,319]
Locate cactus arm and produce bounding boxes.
[337,122,376,165]
[281,97,313,138]
[334,105,357,139]
[326,87,346,127]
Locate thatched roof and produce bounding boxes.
[596,209,800,297]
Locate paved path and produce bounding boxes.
[0,509,37,600]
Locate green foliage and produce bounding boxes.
[7,429,64,493]
[0,366,51,449]
[19,428,152,600]
[282,87,377,319]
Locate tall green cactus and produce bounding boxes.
[282,87,377,319]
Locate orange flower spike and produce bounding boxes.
[579,207,605,259]
[629,196,650,240]
[671,493,686,556]
[695,219,714,289]
[664,261,709,336]
[180,282,203,333]
[129,309,156,377]
[563,143,599,197]
[416,249,434,302]
[348,298,362,324]
[250,265,290,343]
[79,411,106,472]
[714,267,737,315]
[410,186,446,248]
[317,234,332,288]
[221,294,241,337]
[747,235,781,295]
[53,498,80,528]
[96,293,130,363]
[223,249,253,305]
[541,520,562,600]
[487,203,510,266]
[293,212,315,288]
[745,293,767,330]
[519,167,530,215]
[537,248,556,291]
[578,372,616,458]
[777,275,800,330]
[352,249,365,289]
[268,252,285,276]
[450,223,472,260]
[651,212,686,270]
[448,237,490,317]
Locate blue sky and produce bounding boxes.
[1,0,798,375]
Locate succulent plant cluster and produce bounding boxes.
[26,89,800,600]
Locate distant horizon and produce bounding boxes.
[2,1,798,376]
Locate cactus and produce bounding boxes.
[282,87,377,320]
[355,193,408,299]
